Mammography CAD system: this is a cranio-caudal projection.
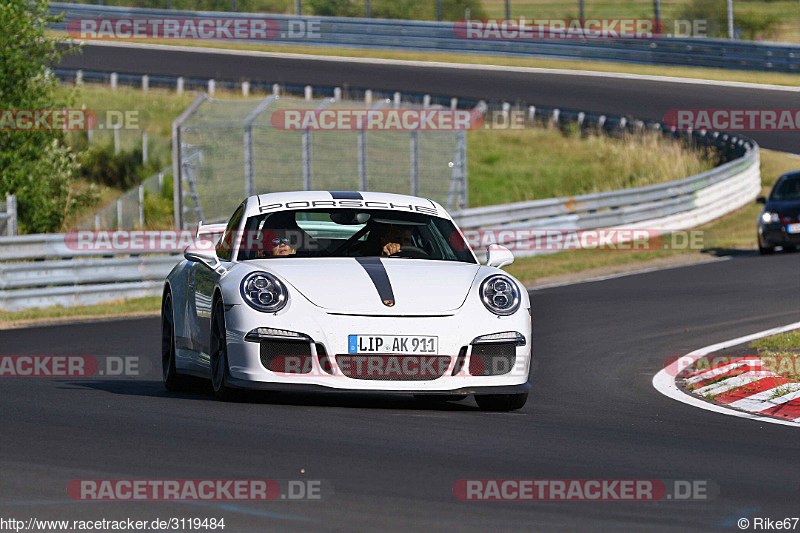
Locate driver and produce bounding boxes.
[256,229,297,258]
[380,225,414,256]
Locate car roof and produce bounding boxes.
[247,191,449,219]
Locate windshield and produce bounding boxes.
[770,175,800,201]
[236,209,476,263]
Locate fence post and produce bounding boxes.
[358,130,367,190]
[393,92,401,108]
[172,94,210,229]
[94,214,100,230]
[457,130,468,209]
[110,72,118,90]
[142,74,149,92]
[242,81,250,96]
[423,94,431,108]
[208,79,216,95]
[304,85,313,100]
[243,124,254,196]
[302,129,312,190]
[177,76,184,94]
[6,195,16,237]
[142,130,148,164]
[364,90,372,105]
[76,69,83,86]
[116,198,122,230]
[272,83,280,97]
[409,131,419,197]
[450,97,458,110]
[242,95,278,198]
[113,124,120,155]
[138,185,145,228]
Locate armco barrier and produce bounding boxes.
[49,3,800,72]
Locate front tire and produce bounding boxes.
[210,299,239,401]
[475,393,528,412]
[161,292,185,392]
[758,235,775,255]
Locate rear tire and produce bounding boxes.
[161,293,186,392]
[475,393,528,412]
[210,299,240,402]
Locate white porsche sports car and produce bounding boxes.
[162,191,532,411]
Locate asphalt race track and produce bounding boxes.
[58,42,800,153]
[1,252,798,531]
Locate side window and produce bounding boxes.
[216,205,245,261]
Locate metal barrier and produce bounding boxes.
[49,3,800,72]
[0,195,17,237]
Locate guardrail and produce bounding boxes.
[49,2,800,72]
[451,104,759,256]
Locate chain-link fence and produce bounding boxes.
[76,168,172,229]
[174,89,469,228]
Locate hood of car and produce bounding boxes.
[764,200,800,221]
[252,258,481,315]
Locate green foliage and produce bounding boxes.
[306,0,357,16]
[78,143,164,190]
[678,0,726,37]
[0,0,95,233]
[142,174,175,229]
[303,0,485,19]
[736,10,780,40]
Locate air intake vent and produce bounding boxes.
[469,343,516,376]
[260,340,313,374]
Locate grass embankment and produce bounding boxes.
[505,149,800,284]
[749,330,800,381]
[0,297,162,329]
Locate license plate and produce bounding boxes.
[787,223,800,234]
[348,335,438,354]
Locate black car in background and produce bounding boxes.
[757,170,800,254]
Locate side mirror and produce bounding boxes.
[485,245,514,268]
[756,196,766,204]
[184,247,224,274]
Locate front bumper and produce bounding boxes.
[759,222,800,248]
[223,298,532,393]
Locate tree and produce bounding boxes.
[0,0,92,233]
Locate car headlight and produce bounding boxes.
[240,271,288,313]
[480,274,521,316]
[761,211,781,224]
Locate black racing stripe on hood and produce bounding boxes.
[355,257,395,306]
[329,191,363,199]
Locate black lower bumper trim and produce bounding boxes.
[224,376,531,396]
